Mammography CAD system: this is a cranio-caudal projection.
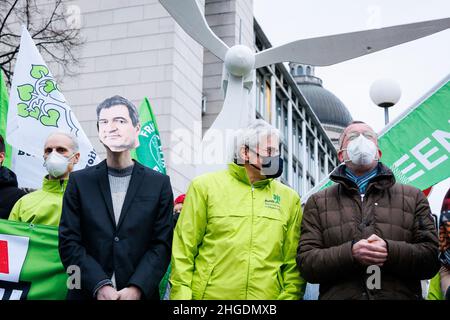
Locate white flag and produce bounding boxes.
[6,27,99,188]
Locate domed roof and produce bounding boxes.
[298,83,353,128]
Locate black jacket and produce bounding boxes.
[0,166,26,219]
[58,160,174,300]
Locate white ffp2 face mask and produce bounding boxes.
[44,152,75,178]
[344,135,378,166]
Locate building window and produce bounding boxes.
[298,166,303,196]
[255,73,265,118]
[298,124,303,162]
[293,164,298,192]
[282,148,288,182]
[283,105,288,143]
[319,155,325,180]
[292,122,297,158]
[276,98,282,130]
[265,81,272,121]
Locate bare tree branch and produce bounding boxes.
[0,0,84,86]
[0,0,20,40]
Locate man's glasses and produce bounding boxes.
[346,131,377,142]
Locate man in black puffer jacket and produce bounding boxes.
[0,135,26,219]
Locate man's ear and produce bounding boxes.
[377,148,382,160]
[337,149,344,163]
[238,146,248,163]
[73,152,81,164]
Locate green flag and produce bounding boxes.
[0,219,67,300]
[0,71,12,168]
[378,79,450,190]
[130,97,169,298]
[304,76,450,202]
[131,97,166,174]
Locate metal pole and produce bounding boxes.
[384,107,389,125]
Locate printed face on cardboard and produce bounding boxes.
[98,104,140,152]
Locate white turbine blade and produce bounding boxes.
[196,75,247,176]
[255,17,450,68]
[159,0,229,61]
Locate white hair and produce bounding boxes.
[233,119,280,160]
[45,131,79,153]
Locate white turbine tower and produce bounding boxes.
[159,0,450,176]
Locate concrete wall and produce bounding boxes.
[59,0,206,195]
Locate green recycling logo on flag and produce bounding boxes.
[0,220,67,300]
[5,26,99,188]
[131,97,166,174]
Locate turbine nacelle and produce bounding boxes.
[224,45,255,77]
[159,0,449,176]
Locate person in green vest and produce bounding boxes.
[9,131,80,226]
[428,190,450,300]
[170,119,306,300]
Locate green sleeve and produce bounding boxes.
[278,196,306,300]
[427,272,444,300]
[170,180,207,300]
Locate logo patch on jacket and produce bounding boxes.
[265,194,281,210]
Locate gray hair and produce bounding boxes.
[234,119,280,159]
[45,131,79,152]
[96,95,139,127]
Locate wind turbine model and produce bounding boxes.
[159,0,450,176]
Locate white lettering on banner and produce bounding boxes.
[432,129,450,152]
[411,138,448,170]
[391,124,450,182]
[140,124,155,138]
[9,289,22,300]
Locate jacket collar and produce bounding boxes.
[0,166,19,188]
[42,176,68,193]
[228,162,272,188]
[95,159,146,229]
[330,162,396,193]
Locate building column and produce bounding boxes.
[324,144,329,174]
[314,136,319,183]
[287,94,293,186]
[270,67,276,127]
[302,119,307,193]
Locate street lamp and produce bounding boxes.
[369,78,402,125]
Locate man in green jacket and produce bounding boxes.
[9,131,80,226]
[170,120,306,300]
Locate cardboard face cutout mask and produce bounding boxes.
[98,104,140,152]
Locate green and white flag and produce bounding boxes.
[1,69,47,188]
[6,27,99,188]
[303,75,450,203]
[131,97,166,174]
[0,70,12,169]
[130,97,169,298]
[0,220,67,300]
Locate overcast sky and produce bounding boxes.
[254,0,450,213]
